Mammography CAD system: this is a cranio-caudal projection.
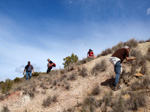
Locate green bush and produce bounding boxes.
[2,79,13,94]
[14,77,21,83]
[32,72,40,76]
[63,53,78,68]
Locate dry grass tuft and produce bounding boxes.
[124,39,138,48]
[92,85,101,96]
[60,74,67,81]
[97,48,112,57]
[1,106,10,112]
[92,59,107,75]
[127,92,147,110]
[0,94,5,101]
[131,76,150,91]
[42,95,58,107]
[65,84,70,90]
[68,73,76,81]
[112,42,124,52]
[79,67,88,77]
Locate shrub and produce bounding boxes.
[63,53,78,68]
[53,80,57,86]
[139,40,145,43]
[140,62,148,75]
[97,48,112,57]
[79,67,88,77]
[42,95,58,107]
[1,106,10,112]
[68,73,76,81]
[2,79,13,94]
[112,42,124,52]
[146,38,150,42]
[60,74,67,81]
[0,94,5,101]
[92,59,107,75]
[83,96,97,106]
[92,85,101,95]
[42,96,52,107]
[131,76,150,91]
[146,47,150,61]
[14,77,21,83]
[66,107,75,112]
[111,96,127,112]
[130,49,144,66]
[127,92,146,110]
[124,39,138,48]
[32,72,40,76]
[65,84,70,90]
[130,80,141,91]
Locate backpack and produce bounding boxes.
[53,63,56,67]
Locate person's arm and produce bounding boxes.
[32,68,34,74]
[23,69,26,75]
[48,62,53,67]
[126,56,136,61]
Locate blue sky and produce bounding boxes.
[0,0,150,81]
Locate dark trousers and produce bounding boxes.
[47,67,52,74]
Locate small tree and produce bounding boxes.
[63,53,78,68]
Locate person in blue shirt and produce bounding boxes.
[23,61,34,80]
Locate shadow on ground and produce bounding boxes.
[101,77,115,89]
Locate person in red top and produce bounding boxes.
[87,49,95,58]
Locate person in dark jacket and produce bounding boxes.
[110,46,136,90]
[47,58,56,74]
[23,61,34,80]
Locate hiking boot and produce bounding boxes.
[114,85,121,91]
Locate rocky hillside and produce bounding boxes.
[0,40,150,112]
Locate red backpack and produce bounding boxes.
[53,63,56,67]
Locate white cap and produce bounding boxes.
[124,46,130,49]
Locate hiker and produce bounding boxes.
[47,58,56,74]
[87,49,95,58]
[23,61,34,80]
[110,46,136,90]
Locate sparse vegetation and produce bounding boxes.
[65,84,70,90]
[92,85,101,95]
[0,94,5,101]
[79,67,88,77]
[60,74,67,81]
[112,42,124,52]
[42,95,58,107]
[92,59,107,75]
[127,92,147,110]
[32,72,40,76]
[1,106,10,112]
[68,73,76,81]
[124,38,138,48]
[131,76,150,91]
[2,79,13,94]
[14,77,22,83]
[97,48,112,57]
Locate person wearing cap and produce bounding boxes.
[23,61,34,80]
[47,59,56,74]
[110,46,136,90]
[87,49,95,58]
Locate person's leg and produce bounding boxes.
[29,72,32,80]
[26,72,29,80]
[47,67,52,74]
[114,61,121,86]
